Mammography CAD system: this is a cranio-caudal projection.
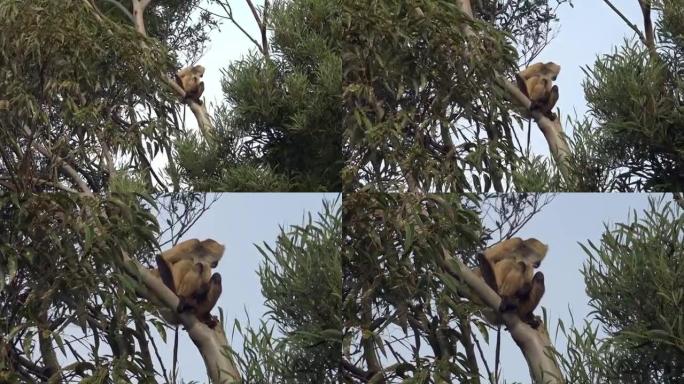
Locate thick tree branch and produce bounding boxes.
[131,0,152,35]
[245,0,269,58]
[638,0,657,57]
[439,248,564,384]
[123,256,241,383]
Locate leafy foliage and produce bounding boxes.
[228,198,342,383]
[342,0,566,192]
[179,0,344,191]
[575,2,684,191]
[0,0,181,193]
[174,129,291,192]
[0,192,162,382]
[558,197,684,383]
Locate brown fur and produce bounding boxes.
[515,62,561,120]
[476,238,548,328]
[154,238,224,328]
[175,65,205,104]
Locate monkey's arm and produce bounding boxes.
[517,272,545,328]
[194,274,222,328]
[174,261,204,310]
[497,260,531,312]
[528,78,548,105]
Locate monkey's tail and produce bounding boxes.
[494,324,501,383]
[526,118,532,155]
[172,325,179,384]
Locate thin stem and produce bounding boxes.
[602,0,647,45]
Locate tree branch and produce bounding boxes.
[21,126,93,195]
[638,0,657,57]
[439,248,564,384]
[215,1,265,55]
[602,0,648,46]
[132,0,152,35]
[123,251,241,383]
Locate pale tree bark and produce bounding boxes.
[440,248,565,384]
[456,0,572,183]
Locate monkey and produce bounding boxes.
[476,254,545,328]
[152,238,225,328]
[473,238,548,328]
[175,65,205,104]
[160,238,224,268]
[482,237,548,268]
[515,62,561,120]
[154,256,222,328]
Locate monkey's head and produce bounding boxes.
[521,238,548,267]
[200,239,225,268]
[192,65,205,77]
[544,62,561,80]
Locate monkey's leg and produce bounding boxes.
[543,85,559,120]
[499,279,531,313]
[156,255,176,294]
[517,272,545,327]
[477,252,498,292]
[499,295,519,313]
[196,274,222,328]
[177,296,200,313]
[521,313,542,329]
[515,73,529,97]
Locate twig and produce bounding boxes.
[601,0,647,45]
[98,0,135,23]
[215,1,264,55]
[21,126,93,195]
